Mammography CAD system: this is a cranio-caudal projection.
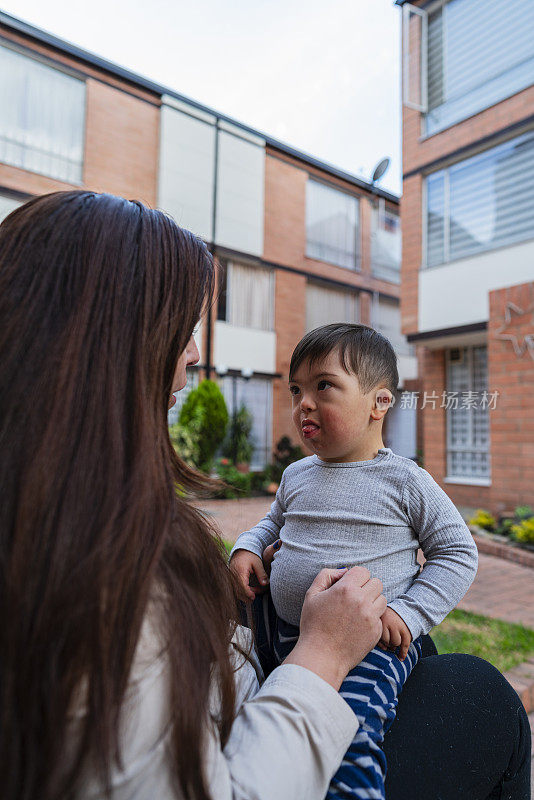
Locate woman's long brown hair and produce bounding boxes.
[0,191,241,799]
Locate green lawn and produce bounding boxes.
[431,608,534,673]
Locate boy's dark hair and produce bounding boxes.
[289,323,399,395]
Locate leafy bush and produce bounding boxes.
[467,509,496,531]
[468,506,534,546]
[267,436,305,484]
[515,505,534,521]
[178,380,229,472]
[222,405,254,465]
[495,517,515,537]
[511,517,534,544]
[216,458,253,498]
[169,407,203,468]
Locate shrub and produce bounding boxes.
[267,436,305,484]
[222,404,254,465]
[515,505,534,521]
[178,380,229,472]
[216,459,253,498]
[495,517,515,537]
[467,509,496,531]
[168,407,203,468]
[511,517,534,544]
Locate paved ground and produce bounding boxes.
[199,496,534,793]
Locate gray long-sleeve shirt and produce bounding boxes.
[230,448,478,640]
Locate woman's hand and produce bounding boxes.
[284,567,386,691]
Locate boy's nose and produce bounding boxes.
[300,393,316,412]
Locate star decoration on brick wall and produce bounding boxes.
[494,301,534,360]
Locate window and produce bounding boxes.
[0,193,22,224]
[306,180,360,270]
[425,0,534,135]
[0,44,85,183]
[371,204,401,282]
[220,376,273,470]
[217,261,274,331]
[372,297,412,358]
[425,129,534,266]
[446,345,490,480]
[305,282,359,333]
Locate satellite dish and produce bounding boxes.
[371,157,391,185]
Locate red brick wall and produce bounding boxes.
[403,86,534,176]
[488,281,534,514]
[83,79,159,206]
[272,270,306,447]
[399,175,422,335]
[416,278,534,514]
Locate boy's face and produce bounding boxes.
[289,349,388,462]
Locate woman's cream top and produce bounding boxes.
[67,615,358,799]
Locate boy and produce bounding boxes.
[229,323,478,800]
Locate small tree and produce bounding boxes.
[178,380,229,472]
[222,404,254,466]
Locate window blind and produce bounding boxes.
[426,0,534,134]
[426,129,534,266]
[227,262,274,331]
[305,282,359,333]
[0,44,85,183]
[306,180,359,270]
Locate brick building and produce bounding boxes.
[397,0,534,512]
[0,10,417,469]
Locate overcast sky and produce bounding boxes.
[2,0,403,195]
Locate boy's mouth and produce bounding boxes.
[301,419,320,439]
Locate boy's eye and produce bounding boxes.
[317,380,331,391]
[289,385,300,396]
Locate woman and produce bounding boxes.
[0,191,529,800]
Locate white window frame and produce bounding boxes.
[444,346,491,485]
[402,3,429,112]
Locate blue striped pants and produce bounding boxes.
[274,617,422,800]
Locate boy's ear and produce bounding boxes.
[371,388,394,420]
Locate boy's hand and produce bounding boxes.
[229,549,269,602]
[378,607,412,660]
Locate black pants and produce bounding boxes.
[242,593,531,800]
